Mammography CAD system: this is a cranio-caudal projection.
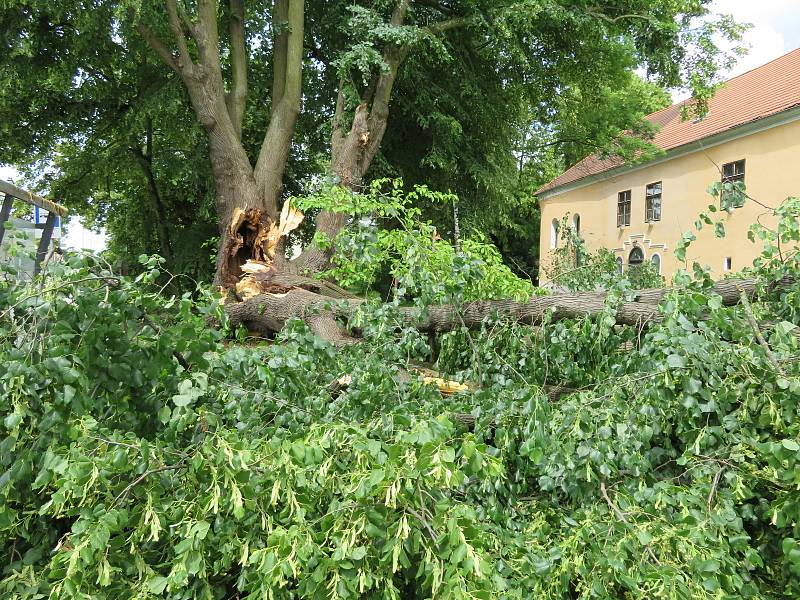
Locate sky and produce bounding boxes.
[2,2,799,253]
[710,0,800,77]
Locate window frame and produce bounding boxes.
[628,246,645,267]
[650,253,661,274]
[723,257,732,272]
[645,181,662,223]
[721,159,746,208]
[617,190,631,227]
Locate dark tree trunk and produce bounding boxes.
[131,118,173,263]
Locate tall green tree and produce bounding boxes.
[0,1,744,325]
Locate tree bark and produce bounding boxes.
[226,0,248,141]
[253,0,304,220]
[137,0,473,286]
[224,276,791,344]
[288,1,412,274]
[138,0,306,287]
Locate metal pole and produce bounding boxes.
[34,212,57,275]
[0,193,13,247]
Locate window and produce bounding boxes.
[646,182,662,222]
[573,214,581,237]
[628,246,644,267]
[651,253,661,274]
[617,190,631,227]
[616,257,624,274]
[550,219,559,249]
[721,160,746,208]
[724,257,732,272]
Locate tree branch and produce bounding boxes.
[166,0,193,70]
[600,481,662,565]
[194,0,222,69]
[738,289,785,375]
[271,0,289,113]
[227,0,248,140]
[253,0,305,217]
[136,20,180,73]
[586,7,655,25]
[420,15,472,36]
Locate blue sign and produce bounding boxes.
[34,206,61,228]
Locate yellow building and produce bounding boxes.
[536,49,800,282]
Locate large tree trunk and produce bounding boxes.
[288,3,410,275]
[223,276,793,345]
[137,0,305,287]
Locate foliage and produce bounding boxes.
[1,194,800,598]
[0,0,747,279]
[295,180,535,302]
[543,215,664,292]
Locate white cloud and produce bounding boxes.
[670,1,798,101]
[710,0,797,77]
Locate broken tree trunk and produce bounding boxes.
[223,276,792,344]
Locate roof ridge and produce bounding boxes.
[714,47,800,86]
[642,48,800,122]
[536,46,800,197]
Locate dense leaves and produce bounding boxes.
[1,191,799,598]
[0,0,746,280]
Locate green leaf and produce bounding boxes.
[147,576,169,594]
[667,354,686,368]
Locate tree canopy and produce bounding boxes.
[0,0,745,281]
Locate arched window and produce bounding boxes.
[616,257,624,274]
[628,246,644,267]
[572,214,581,237]
[550,219,559,249]
[651,253,661,274]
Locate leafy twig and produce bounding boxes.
[707,467,726,512]
[738,290,785,375]
[600,481,661,565]
[113,461,186,506]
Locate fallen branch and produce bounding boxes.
[600,481,662,566]
[707,467,726,513]
[223,277,794,345]
[738,289,786,376]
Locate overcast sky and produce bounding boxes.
[711,0,800,77]
[2,2,799,252]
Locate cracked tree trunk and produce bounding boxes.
[223,276,792,344]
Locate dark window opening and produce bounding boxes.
[617,190,631,227]
[651,254,661,274]
[646,182,662,222]
[628,246,644,267]
[721,159,746,208]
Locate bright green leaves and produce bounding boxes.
[295,179,534,303]
[172,375,207,407]
[3,190,800,599]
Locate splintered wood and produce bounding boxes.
[227,203,304,301]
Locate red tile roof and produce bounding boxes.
[536,48,800,196]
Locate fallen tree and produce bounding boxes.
[224,275,791,344]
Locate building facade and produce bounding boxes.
[537,49,800,282]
